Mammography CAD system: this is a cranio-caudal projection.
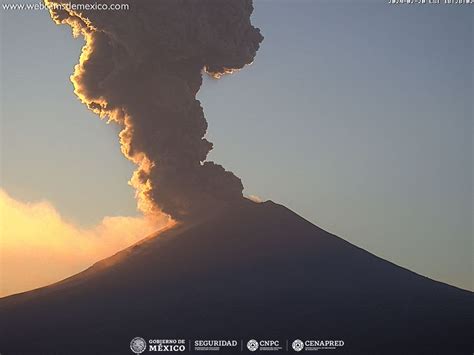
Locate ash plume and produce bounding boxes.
[45,0,263,221]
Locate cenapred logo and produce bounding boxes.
[130,337,147,354]
[247,339,259,351]
[292,339,304,352]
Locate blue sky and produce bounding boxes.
[1,1,472,290]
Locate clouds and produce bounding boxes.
[0,189,170,297]
[45,0,263,221]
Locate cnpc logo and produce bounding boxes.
[247,339,281,351]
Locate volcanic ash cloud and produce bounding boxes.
[45,0,263,221]
[0,189,170,297]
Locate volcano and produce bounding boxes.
[0,199,471,354]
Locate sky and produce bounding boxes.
[0,1,472,293]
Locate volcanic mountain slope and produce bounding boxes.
[0,199,472,354]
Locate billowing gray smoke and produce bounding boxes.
[45,0,263,221]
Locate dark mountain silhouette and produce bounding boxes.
[0,199,472,354]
